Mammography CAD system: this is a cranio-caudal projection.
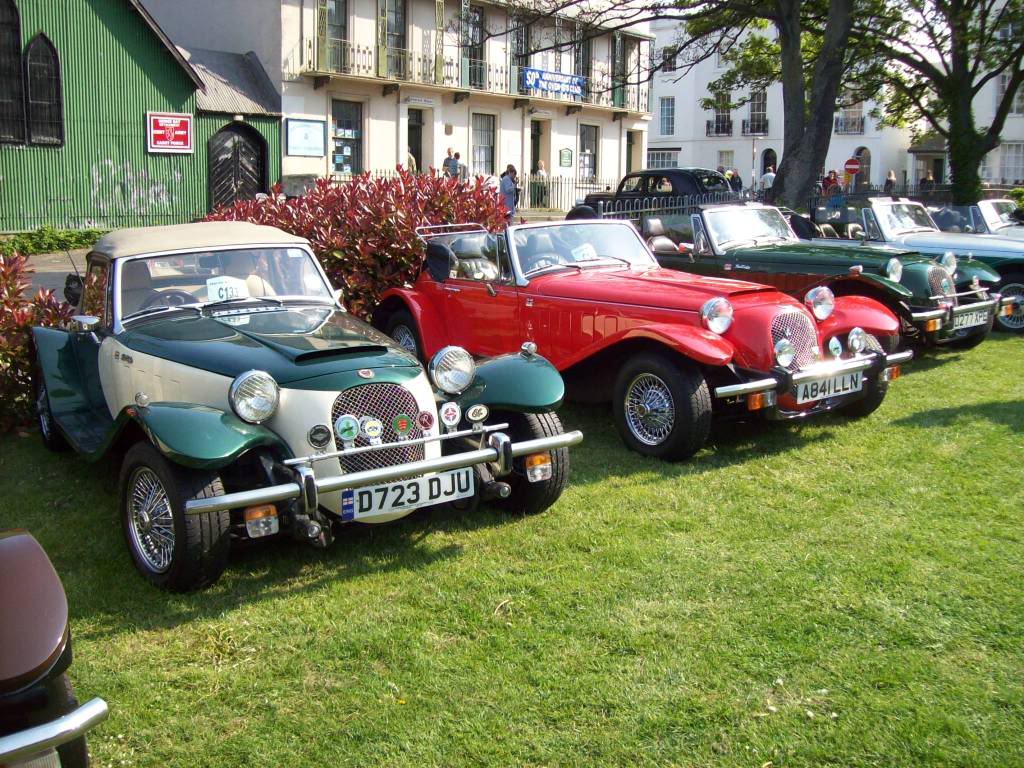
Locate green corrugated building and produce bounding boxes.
[0,0,281,231]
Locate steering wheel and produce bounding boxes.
[140,289,196,310]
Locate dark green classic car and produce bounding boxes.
[31,222,581,591]
[655,203,1010,349]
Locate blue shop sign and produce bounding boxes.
[522,67,584,97]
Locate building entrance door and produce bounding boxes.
[408,108,423,172]
[208,124,265,209]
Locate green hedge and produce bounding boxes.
[0,226,106,257]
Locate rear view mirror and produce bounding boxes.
[63,274,83,306]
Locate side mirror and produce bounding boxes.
[332,287,344,305]
[64,274,83,306]
[963,225,974,234]
[71,315,100,337]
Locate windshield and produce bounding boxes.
[874,203,937,235]
[981,200,1018,229]
[704,207,795,248]
[696,170,731,193]
[120,247,332,320]
[511,222,657,276]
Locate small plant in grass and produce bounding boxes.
[0,252,73,431]
[205,168,510,318]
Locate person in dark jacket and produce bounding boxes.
[728,169,743,192]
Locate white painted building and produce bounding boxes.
[145,0,652,193]
[647,19,911,190]
[977,68,1024,186]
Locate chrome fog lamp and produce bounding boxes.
[885,257,903,283]
[940,250,957,273]
[774,338,796,368]
[429,346,476,395]
[847,327,867,354]
[804,286,835,321]
[700,297,734,334]
[229,370,279,424]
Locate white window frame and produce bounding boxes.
[659,96,675,136]
[470,111,496,176]
[1000,143,1024,185]
[647,150,678,169]
[718,150,734,170]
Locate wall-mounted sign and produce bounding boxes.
[522,68,584,97]
[146,112,193,154]
[559,148,573,168]
[405,96,438,107]
[286,118,327,157]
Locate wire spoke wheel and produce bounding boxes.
[36,380,53,440]
[127,467,175,574]
[998,282,1024,331]
[624,373,676,446]
[391,324,418,354]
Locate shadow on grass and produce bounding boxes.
[892,398,1024,433]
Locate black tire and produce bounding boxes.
[119,442,230,591]
[994,272,1024,333]
[494,411,569,515]
[386,309,423,361]
[841,374,889,419]
[612,353,712,461]
[34,368,68,452]
[48,674,89,768]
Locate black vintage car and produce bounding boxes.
[579,168,735,210]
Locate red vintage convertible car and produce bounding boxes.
[374,221,912,460]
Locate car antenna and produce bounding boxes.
[66,249,81,279]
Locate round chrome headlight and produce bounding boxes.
[885,257,903,283]
[700,297,734,335]
[940,250,957,273]
[774,338,796,368]
[428,346,476,395]
[229,370,279,424]
[804,286,835,321]
[847,327,867,354]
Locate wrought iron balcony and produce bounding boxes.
[319,38,375,77]
[834,116,865,134]
[706,118,733,137]
[742,118,769,136]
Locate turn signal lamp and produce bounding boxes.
[525,453,552,483]
[244,505,279,538]
[746,391,777,411]
[924,318,942,332]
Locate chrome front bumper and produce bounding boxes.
[714,350,913,400]
[0,698,108,764]
[185,429,584,515]
[910,294,1002,323]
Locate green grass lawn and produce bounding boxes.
[1,335,1022,767]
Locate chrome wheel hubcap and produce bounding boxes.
[392,325,417,354]
[624,373,675,446]
[127,467,174,573]
[999,283,1024,330]
[36,382,52,440]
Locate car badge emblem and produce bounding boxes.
[417,410,435,430]
[360,417,384,440]
[828,336,843,358]
[308,424,332,449]
[357,368,375,379]
[439,401,462,429]
[334,414,360,443]
[393,413,413,437]
[941,278,952,294]
[466,404,489,423]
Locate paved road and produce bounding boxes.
[25,250,87,296]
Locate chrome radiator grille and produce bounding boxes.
[331,383,425,473]
[928,265,959,307]
[770,310,819,371]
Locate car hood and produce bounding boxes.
[736,241,927,267]
[119,305,418,384]
[529,266,779,311]
[895,230,1024,256]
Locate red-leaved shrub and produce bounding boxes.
[205,168,511,317]
[0,252,73,430]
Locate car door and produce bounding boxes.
[442,234,522,357]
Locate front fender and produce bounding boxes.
[820,296,900,340]
[605,323,734,367]
[131,403,290,470]
[376,287,448,358]
[815,273,913,300]
[955,259,1001,286]
[455,352,565,412]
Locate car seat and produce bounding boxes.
[788,214,822,240]
[121,260,161,316]
[846,222,865,240]
[819,223,840,239]
[451,235,500,281]
[425,240,455,282]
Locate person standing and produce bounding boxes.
[883,169,897,194]
[760,166,776,192]
[822,170,840,193]
[406,147,417,174]
[442,147,458,178]
[534,160,549,208]
[920,171,935,191]
[455,152,467,180]
[728,169,743,193]
[500,164,519,219]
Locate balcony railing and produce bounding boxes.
[742,118,769,136]
[312,37,649,113]
[834,116,865,134]
[706,118,733,137]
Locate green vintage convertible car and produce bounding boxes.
[31,222,581,591]
[653,203,1010,348]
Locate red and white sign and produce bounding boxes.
[146,112,193,154]
[844,158,861,175]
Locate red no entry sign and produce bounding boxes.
[844,158,861,175]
